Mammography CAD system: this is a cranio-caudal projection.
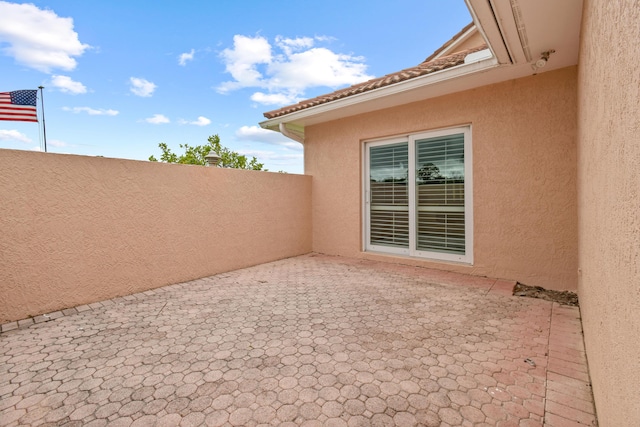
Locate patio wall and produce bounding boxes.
[0,150,312,323]
[304,66,578,291]
[577,1,640,424]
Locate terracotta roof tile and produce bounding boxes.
[263,44,488,120]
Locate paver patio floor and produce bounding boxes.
[0,254,596,426]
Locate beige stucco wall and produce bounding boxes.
[305,67,578,291]
[453,30,486,53]
[577,1,640,424]
[0,150,312,323]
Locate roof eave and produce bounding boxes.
[262,0,583,141]
[259,54,498,137]
[424,22,478,62]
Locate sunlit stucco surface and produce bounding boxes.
[0,151,312,323]
[577,1,640,424]
[305,67,578,291]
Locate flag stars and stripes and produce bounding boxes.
[0,90,39,122]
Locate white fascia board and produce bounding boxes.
[432,25,478,60]
[260,56,499,133]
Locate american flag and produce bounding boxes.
[0,90,38,122]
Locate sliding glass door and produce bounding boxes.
[368,141,410,253]
[365,127,472,263]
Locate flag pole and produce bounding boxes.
[38,86,47,153]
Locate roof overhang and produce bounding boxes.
[260,0,583,141]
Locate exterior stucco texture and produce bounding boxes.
[0,151,312,323]
[577,1,640,425]
[305,67,578,291]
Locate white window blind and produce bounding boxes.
[369,143,409,248]
[415,134,465,254]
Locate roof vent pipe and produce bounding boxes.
[205,152,221,167]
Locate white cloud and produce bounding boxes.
[236,125,279,141]
[250,92,300,106]
[48,139,67,147]
[144,114,170,124]
[217,35,272,93]
[275,36,314,55]
[0,129,31,143]
[51,75,87,94]
[0,1,90,73]
[268,48,370,91]
[217,35,373,106]
[62,106,119,116]
[178,49,195,66]
[179,116,211,126]
[129,77,156,97]
[236,125,302,150]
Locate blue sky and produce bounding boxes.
[0,1,471,173]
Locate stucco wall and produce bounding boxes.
[454,30,485,53]
[577,1,640,424]
[0,150,312,323]
[305,67,578,291]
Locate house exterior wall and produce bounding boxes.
[0,150,312,323]
[577,1,640,424]
[305,66,578,291]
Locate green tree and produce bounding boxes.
[149,134,265,170]
[417,162,443,181]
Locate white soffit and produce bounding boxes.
[261,0,583,133]
[480,0,583,69]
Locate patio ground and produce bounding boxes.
[0,254,597,426]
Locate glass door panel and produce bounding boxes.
[415,133,466,255]
[369,143,409,249]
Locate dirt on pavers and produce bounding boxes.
[0,254,590,427]
[513,282,579,306]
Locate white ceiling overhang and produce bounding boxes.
[260,0,583,140]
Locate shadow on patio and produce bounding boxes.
[0,254,596,426]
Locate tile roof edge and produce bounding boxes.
[263,44,488,120]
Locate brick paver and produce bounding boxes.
[0,254,597,426]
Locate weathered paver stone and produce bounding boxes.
[0,254,597,426]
